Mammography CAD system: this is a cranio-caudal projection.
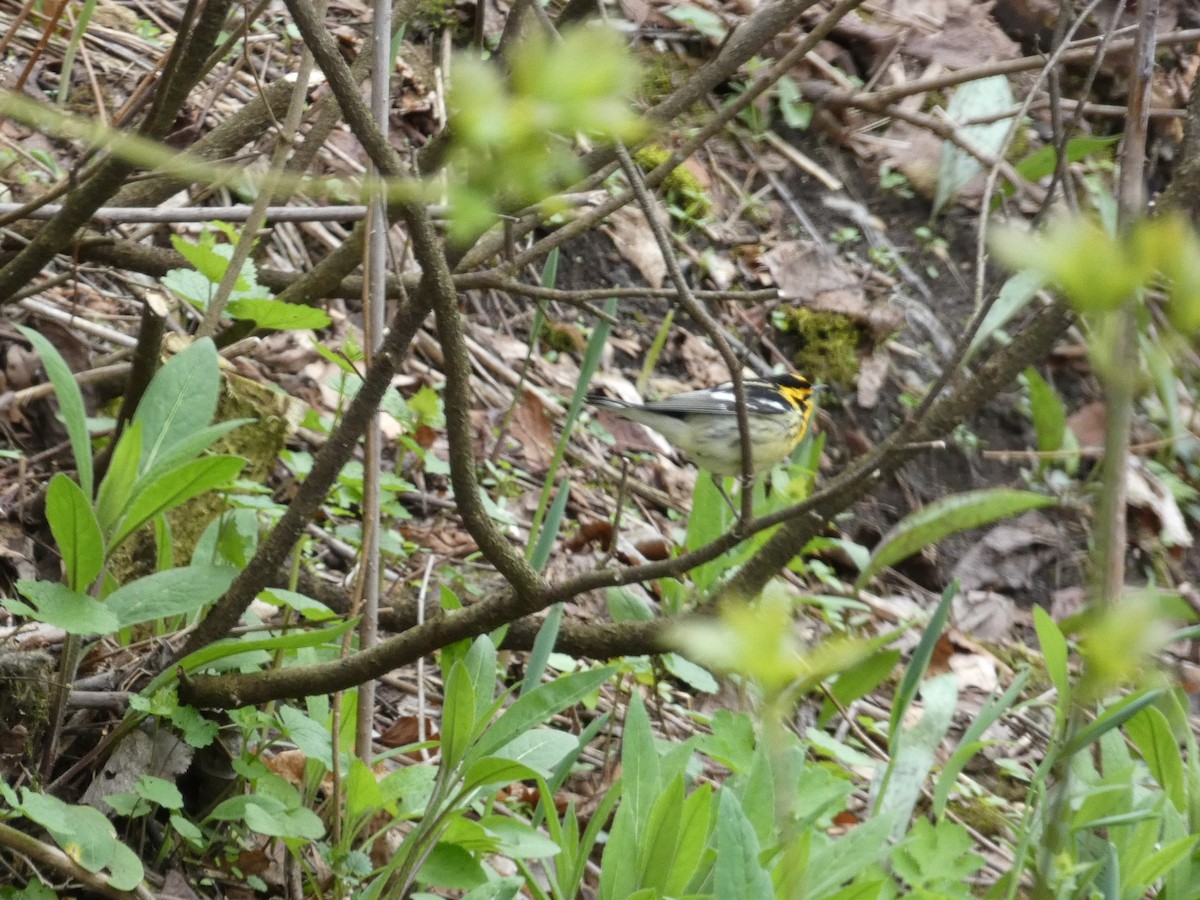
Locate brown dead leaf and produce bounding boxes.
[399,523,478,557]
[380,715,440,761]
[904,6,1018,68]
[674,332,726,384]
[565,519,614,553]
[1068,401,1106,449]
[264,749,307,786]
[510,390,556,471]
[603,206,666,288]
[951,589,1016,642]
[950,512,1061,594]
[856,350,889,408]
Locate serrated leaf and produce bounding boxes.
[227,298,331,331]
[9,580,118,633]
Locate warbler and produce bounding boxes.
[587,373,818,478]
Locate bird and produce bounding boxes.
[587,373,818,483]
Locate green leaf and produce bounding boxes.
[1013,135,1119,183]
[243,798,325,840]
[878,674,958,838]
[890,581,957,742]
[472,666,614,760]
[140,420,252,483]
[227,298,332,331]
[170,231,227,283]
[991,216,1148,313]
[480,817,561,859]
[95,421,143,533]
[461,757,540,793]
[713,790,772,900]
[1125,705,1185,812]
[135,775,183,810]
[134,338,220,476]
[149,617,359,694]
[490,727,576,779]
[1025,366,1067,458]
[1062,689,1166,758]
[112,456,245,549]
[1124,834,1200,893]
[967,270,1045,358]
[1033,606,1070,721]
[16,326,93,497]
[105,564,236,628]
[9,580,119,633]
[892,818,985,890]
[622,693,659,848]
[419,842,488,890]
[45,473,103,591]
[857,489,1055,589]
[638,775,685,894]
[934,76,1014,216]
[441,659,476,769]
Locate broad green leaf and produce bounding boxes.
[1014,135,1119,184]
[967,270,1045,358]
[134,338,220,476]
[1124,834,1200,894]
[620,692,659,848]
[1025,367,1067,456]
[490,727,576,778]
[1033,606,1070,720]
[461,757,540,793]
[105,564,236,628]
[135,775,183,810]
[665,781,713,895]
[891,818,984,891]
[227,298,332,331]
[878,673,958,839]
[856,489,1055,589]
[278,705,335,771]
[713,790,772,900]
[170,232,228,283]
[95,421,142,533]
[139,419,252,483]
[17,326,93,497]
[463,635,499,725]
[1125,705,1185,812]
[480,817,560,859]
[112,455,245,549]
[473,666,613,759]
[259,588,335,622]
[638,775,685,894]
[1062,689,1166,758]
[419,842,488,890]
[10,580,118,633]
[244,798,325,840]
[934,76,1014,216]
[441,659,476,769]
[46,473,103,591]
